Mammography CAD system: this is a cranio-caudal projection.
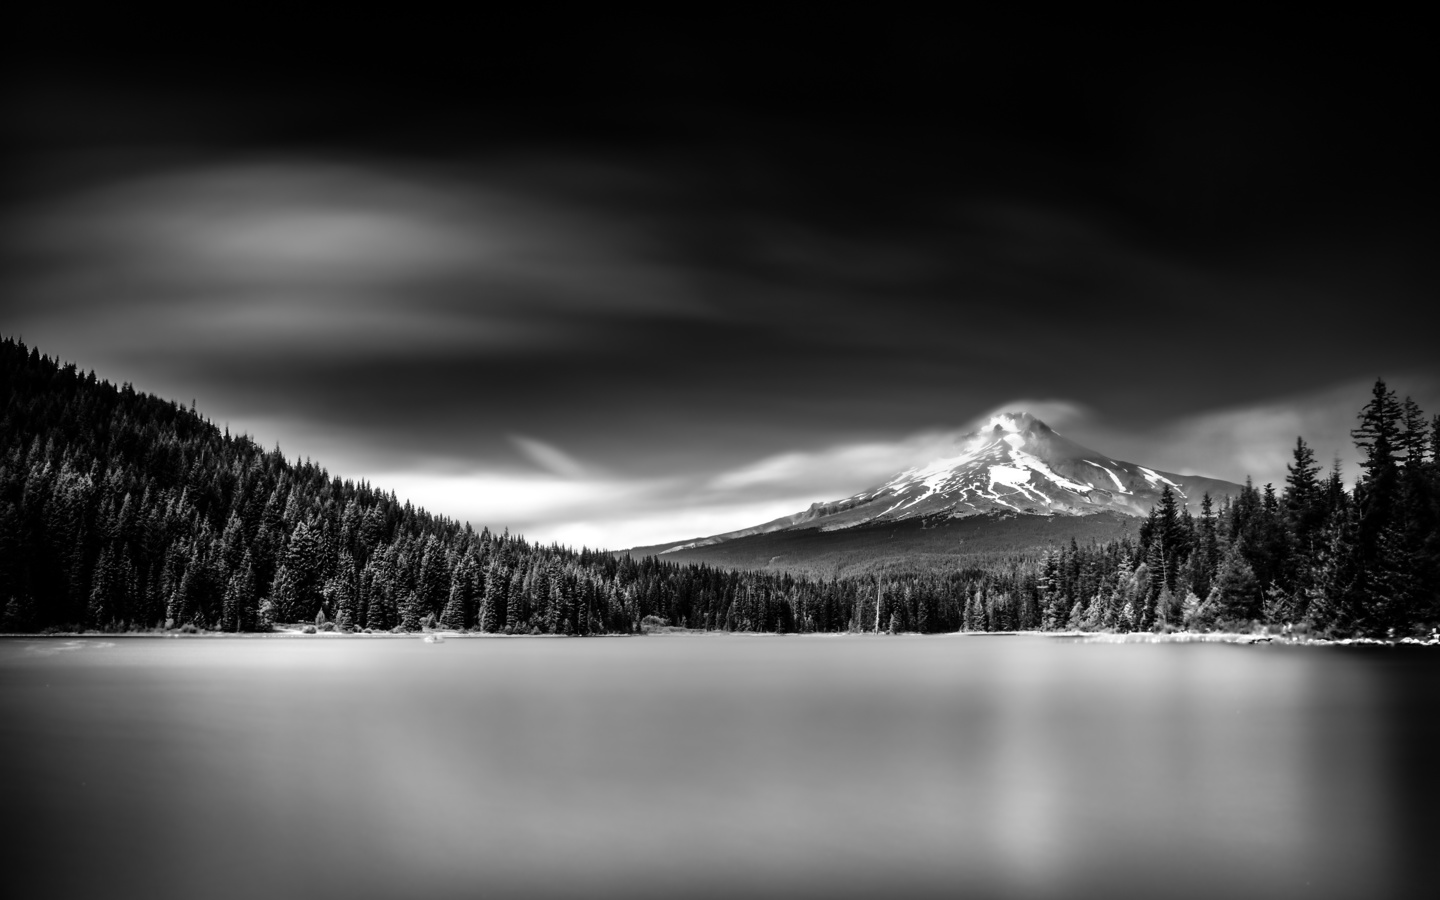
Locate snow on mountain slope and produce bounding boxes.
[659,413,1244,554]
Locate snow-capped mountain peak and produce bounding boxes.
[659,412,1244,554]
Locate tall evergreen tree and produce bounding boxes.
[1212,540,1259,627]
[439,555,477,630]
[1194,493,1220,599]
[1352,378,1403,534]
[479,558,507,633]
[1284,437,1322,538]
[399,590,423,632]
[222,550,258,632]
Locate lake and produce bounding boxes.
[2,634,1435,899]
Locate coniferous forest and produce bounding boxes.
[3,336,1437,639]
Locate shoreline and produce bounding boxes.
[2,628,1436,647]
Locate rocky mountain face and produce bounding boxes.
[659,413,1244,555]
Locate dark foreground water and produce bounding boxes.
[2,635,1437,900]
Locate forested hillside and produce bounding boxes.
[0,337,816,634]
[3,336,1437,638]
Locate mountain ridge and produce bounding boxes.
[636,412,1244,566]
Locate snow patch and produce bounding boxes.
[1083,460,1130,493]
[988,465,1049,505]
[660,540,705,554]
[988,464,1032,489]
[875,498,909,519]
[893,484,937,513]
[1007,449,1092,494]
[819,517,871,532]
[1138,466,1187,497]
[987,493,1026,513]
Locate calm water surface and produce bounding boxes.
[2,635,1436,899]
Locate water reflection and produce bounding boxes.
[0,636,1427,899]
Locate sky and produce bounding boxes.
[4,17,1437,548]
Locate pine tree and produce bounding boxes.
[364,570,396,631]
[1154,484,1182,593]
[1190,586,1221,631]
[1038,548,1062,629]
[1180,591,1202,629]
[439,555,476,630]
[218,513,248,578]
[1132,552,1159,631]
[236,550,259,631]
[1308,504,1362,635]
[323,573,355,632]
[1213,540,1259,628]
[1347,381,1422,636]
[1154,586,1180,632]
[399,590,422,631]
[1285,437,1322,540]
[87,544,120,630]
[1194,493,1220,600]
[480,557,508,632]
[963,590,982,631]
[222,554,251,632]
[417,535,449,621]
[279,521,324,622]
[1352,379,1403,529]
[1398,397,1429,469]
[269,562,301,624]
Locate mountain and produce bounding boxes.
[632,413,1245,574]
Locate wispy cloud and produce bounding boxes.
[973,399,1091,431]
[1079,375,1440,489]
[508,435,591,480]
[708,432,963,494]
[6,160,714,366]
[364,427,981,548]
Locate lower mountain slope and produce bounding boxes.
[629,511,1138,578]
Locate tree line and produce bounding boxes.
[2,337,1436,638]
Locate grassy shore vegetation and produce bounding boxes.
[3,337,1438,639]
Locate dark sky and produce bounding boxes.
[4,16,1437,546]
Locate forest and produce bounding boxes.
[2,336,1437,639]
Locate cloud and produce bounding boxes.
[508,435,591,479]
[366,470,667,535]
[524,496,835,551]
[1084,374,1440,489]
[359,464,829,550]
[4,159,715,368]
[972,399,1091,432]
[707,431,964,495]
[360,425,1000,549]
